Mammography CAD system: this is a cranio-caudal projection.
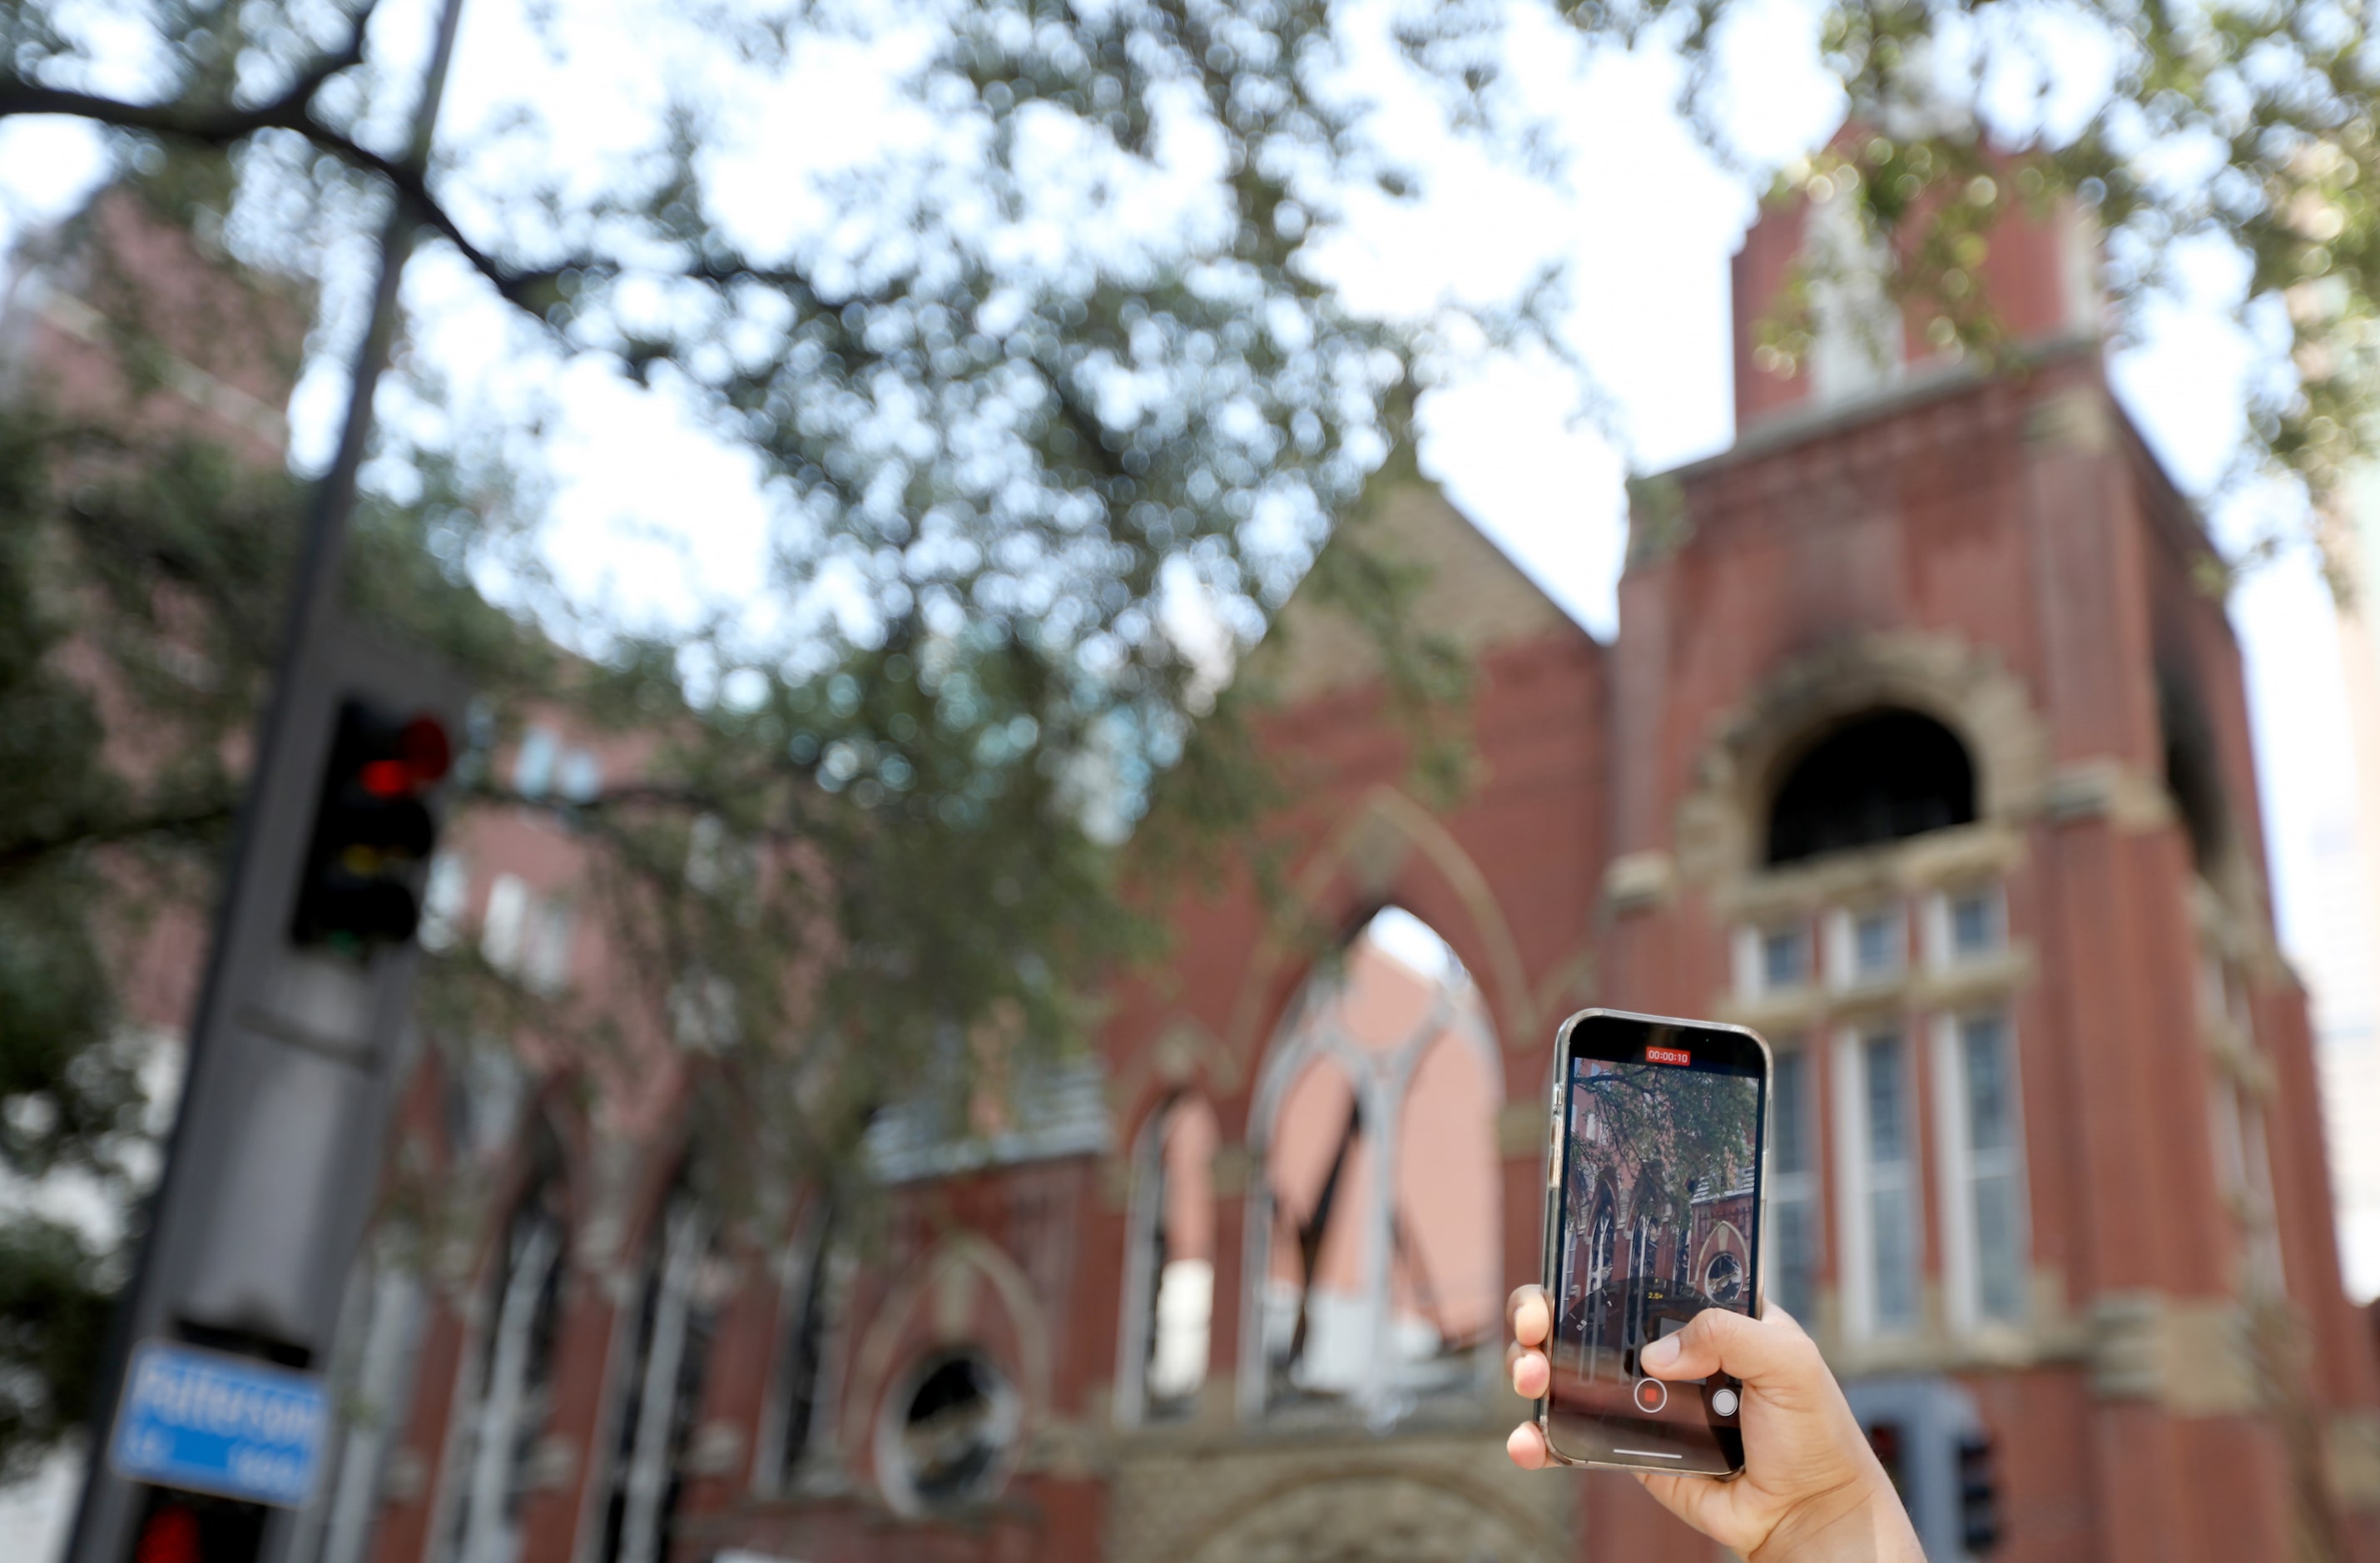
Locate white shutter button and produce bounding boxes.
[1711,1387,1741,1417]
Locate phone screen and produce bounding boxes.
[1547,1013,1766,1471]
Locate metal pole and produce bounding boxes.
[62,2,471,1558]
[276,0,472,682]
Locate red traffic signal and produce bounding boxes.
[290,700,454,952]
[134,1504,200,1563]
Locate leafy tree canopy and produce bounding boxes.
[2,0,2378,1478]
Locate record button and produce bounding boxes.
[1632,1377,1668,1414]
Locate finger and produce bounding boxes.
[1639,1306,1814,1387]
[1634,1469,1722,1537]
[1505,1421,1550,1470]
[1510,1346,1549,1400]
[1507,1284,1550,1348]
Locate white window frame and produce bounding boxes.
[318,1250,427,1563]
[558,747,605,804]
[482,874,529,973]
[523,899,576,996]
[1834,1025,1921,1339]
[1924,882,2006,971]
[1805,190,1907,404]
[1765,1042,1821,1323]
[1827,902,1905,991]
[420,851,471,953]
[2209,1072,2288,1293]
[442,1202,563,1563]
[1735,919,1813,1000]
[513,724,559,798]
[1930,1010,2030,1332]
[751,1203,850,1496]
[593,1200,710,1563]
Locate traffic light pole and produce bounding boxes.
[64,3,473,1561]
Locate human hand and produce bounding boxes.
[1504,1286,1923,1563]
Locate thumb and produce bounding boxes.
[1639,1307,1819,1394]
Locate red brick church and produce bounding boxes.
[263,183,2380,1563]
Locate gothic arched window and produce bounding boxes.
[761,1197,848,1491]
[593,1186,725,1563]
[444,1139,567,1563]
[1118,1093,1218,1424]
[1767,708,1976,866]
[1245,908,1502,1421]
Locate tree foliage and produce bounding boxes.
[3,0,2380,1482]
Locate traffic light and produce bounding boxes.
[1958,1431,2002,1553]
[130,1491,263,1563]
[132,1503,197,1563]
[290,697,453,951]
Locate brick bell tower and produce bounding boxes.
[1595,171,2380,1560]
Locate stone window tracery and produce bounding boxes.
[761,1198,849,1491]
[593,1189,723,1563]
[876,1349,1019,1515]
[441,1149,568,1563]
[1243,907,1502,1422]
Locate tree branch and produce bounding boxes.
[0,3,851,329]
[0,798,240,880]
[0,50,567,316]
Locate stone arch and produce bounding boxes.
[1111,1013,1242,1153]
[842,1232,1053,1463]
[1674,632,2049,886]
[1227,786,1536,1065]
[1175,1463,1566,1563]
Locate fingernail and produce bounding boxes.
[1642,1336,1679,1369]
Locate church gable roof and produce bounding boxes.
[1259,479,1585,704]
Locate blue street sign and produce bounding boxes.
[108,1341,328,1508]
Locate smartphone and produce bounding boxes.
[1536,1008,1771,1476]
